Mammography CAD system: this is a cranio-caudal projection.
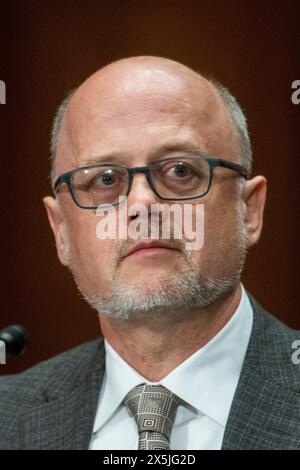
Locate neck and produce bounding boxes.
[98,283,242,382]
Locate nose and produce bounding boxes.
[127,171,160,204]
[126,172,161,221]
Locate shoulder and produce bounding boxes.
[0,338,105,407]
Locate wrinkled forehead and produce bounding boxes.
[56,63,237,171]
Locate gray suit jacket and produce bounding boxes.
[0,292,299,449]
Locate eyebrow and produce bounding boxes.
[157,142,207,156]
[84,154,124,166]
[83,141,207,167]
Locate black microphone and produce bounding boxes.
[0,325,29,360]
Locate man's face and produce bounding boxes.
[45,61,254,319]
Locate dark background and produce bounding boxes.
[0,0,299,374]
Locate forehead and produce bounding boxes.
[56,66,237,171]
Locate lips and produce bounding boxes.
[123,241,177,258]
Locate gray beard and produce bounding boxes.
[82,265,244,320]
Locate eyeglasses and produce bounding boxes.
[53,155,249,209]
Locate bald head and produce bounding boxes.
[50,56,252,183]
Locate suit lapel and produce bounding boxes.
[222,363,299,449]
[21,341,105,450]
[222,294,300,449]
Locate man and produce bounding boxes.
[0,56,299,450]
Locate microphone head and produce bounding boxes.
[0,325,29,359]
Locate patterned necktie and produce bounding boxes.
[124,383,183,450]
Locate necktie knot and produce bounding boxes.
[124,384,183,450]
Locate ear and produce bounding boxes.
[43,196,70,266]
[242,176,267,247]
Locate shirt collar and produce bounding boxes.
[93,283,253,432]
[92,338,149,432]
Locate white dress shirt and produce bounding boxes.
[89,283,253,450]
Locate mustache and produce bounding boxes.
[110,208,196,263]
[117,222,188,260]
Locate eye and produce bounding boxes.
[170,163,192,177]
[89,169,124,188]
[162,161,196,179]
